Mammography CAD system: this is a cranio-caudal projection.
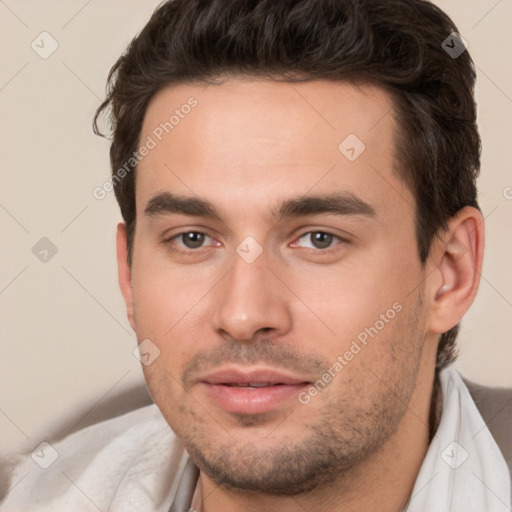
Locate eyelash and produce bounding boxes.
[163,230,346,256]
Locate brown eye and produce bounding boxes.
[296,231,341,251]
[310,232,334,249]
[179,232,207,249]
[165,231,215,252]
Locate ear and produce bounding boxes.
[116,222,136,331]
[426,206,484,335]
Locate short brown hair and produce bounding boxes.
[94,0,481,369]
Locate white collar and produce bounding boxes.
[405,366,510,512]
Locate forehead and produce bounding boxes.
[141,78,396,154]
[136,78,411,222]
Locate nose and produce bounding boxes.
[210,248,293,342]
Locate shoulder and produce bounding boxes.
[0,398,188,512]
[463,376,512,477]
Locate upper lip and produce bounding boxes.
[199,367,311,386]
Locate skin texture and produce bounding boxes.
[117,78,484,512]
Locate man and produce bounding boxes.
[1,0,511,511]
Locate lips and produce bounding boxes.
[224,382,281,388]
[198,368,311,415]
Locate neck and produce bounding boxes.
[198,366,439,512]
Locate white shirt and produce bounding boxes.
[404,367,510,512]
[1,367,510,512]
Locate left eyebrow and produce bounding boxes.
[143,191,376,222]
[270,192,376,222]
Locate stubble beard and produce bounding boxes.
[151,297,427,496]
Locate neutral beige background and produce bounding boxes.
[1,0,511,454]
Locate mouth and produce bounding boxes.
[198,368,311,415]
[222,382,291,388]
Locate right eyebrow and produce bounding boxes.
[144,192,223,221]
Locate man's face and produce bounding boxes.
[124,78,432,493]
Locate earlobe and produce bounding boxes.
[116,222,136,331]
[427,206,484,334]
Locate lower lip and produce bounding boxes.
[201,382,309,415]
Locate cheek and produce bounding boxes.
[141,361,188,427]
[287,256,423,371]
[292,253,418,335]
[131,256,211,380]
[131,251,200,334]
[318,295,425,404]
